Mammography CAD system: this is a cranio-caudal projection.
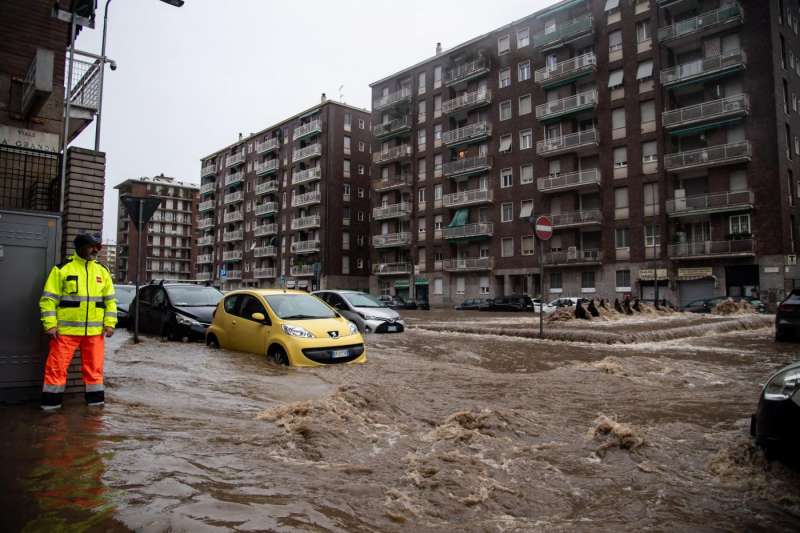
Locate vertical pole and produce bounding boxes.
[134,201,143,344]
[59,13,78,214]
[95,0,113,151]
[539,238,545,339]
[653,226,660,304]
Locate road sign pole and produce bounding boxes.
[134,200,143,344]
[539,238,544,339]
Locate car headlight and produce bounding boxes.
[362,314,387,322]
[282,324,314,338]
[175,313,201,326]
[764,366,800,401]
[348,322,358,335]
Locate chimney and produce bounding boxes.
[238,132,243,140]
[436,42,442,55]
[321,92,327,103]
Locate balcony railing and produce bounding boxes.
[444,58,491,86]
[254,267,276,278]
[372,232,412,248]
[442,222,494,240]
[669,239,755,259]
[198,200,214,212]
[534,52,597,86]
[442,188,493,207]
[201,165,216,178]
[442,121,492,146]
[200,182,215,195]
[290,264,316,276]
[536,129,598,156]
[255,159,279,176]
[373,88,412,111]
[292,190,322,207]
[226,270,242,280]
[223,229,244,242]
[442,257,493,271]
[198,218,214,230]
[537,168,601,193]
[223,210,243,223]
[542,248,602,265]
[442,89,492,114]
[225,171,244,187]
[373,145,412,164]
[550,210,602,228]
[660,51,746,87]
[666,190,754,216]
[255,202,279,216]
[254,223,278,236]
[256,137,280,154]
[293,119,322,141]
[535,90,597,121]
[373,174,413,192]
[291,215,321,230]
[196,254,213,265]
[291,240,320,254]
[533,13,593,49]
[442,155,492,177]
[373,116,412,138]
[372,262,412,275]
[255,180,278,195]
[223,191,243,205]
[292,167,322,185]
[253,245,278,258]
[197,235,214,247]
[225,152,245,168]
[373,202,412,220]
[292,143,322,162]
[664,141,751,172]
[658,3,743,43]
[222,249,243,262]
[662,94,749,130]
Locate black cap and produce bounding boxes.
[74,231,102,250]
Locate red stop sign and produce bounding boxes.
[535,215,553,241]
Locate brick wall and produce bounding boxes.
[61,146,105,258]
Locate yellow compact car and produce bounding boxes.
[205,289,366,367]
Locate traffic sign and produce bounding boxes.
[220,266,227,279]
[534,215,553,241]
[121,196,161,229]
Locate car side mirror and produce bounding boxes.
[251,312,270,325]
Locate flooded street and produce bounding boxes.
[2,311,800,531]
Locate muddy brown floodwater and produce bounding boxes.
[1,310,799,532]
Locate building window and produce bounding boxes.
[518,61,531,82]
[418,217,426,234]
[434,183,442,200]
[616,270,631,290]
[520,164,534,185]
[612,107,626,136]
[358,141,366,152]
[519,129,533,150]
[608,68,624,89]
[521,235,535,255]
[434,154,443,177]
[581,271,595,290]
[434,215,443,231]
[499,100,512,120]
[501,168,513,188]
[640,100,656,131]
[358,187,365,198]
[615,187,629,219]
[434,278,443,295]
[498,34,511,54]
[614,146,628,167]
[418,187,426,204]
[517,27,530,48]
[418,129,427,151]
[344,113,352,131]
[343,159,351,177]
[636,20,650,43]
[418,158,427,181]
[520,199,533,219]
[358,118,365,129]
[501,237,514,257]
[357,211,365,221]
[499,134,512,153]
[433,95,442,118]
[480,276,490,295]
[434,123,442,146]
[418,71,426,94]
[418,100,427,123]
[642,141,658,164]
[615,227,630,248]
[643,182,659,215]
[499,68,511,88]
[609,29,623,59]
[550,271,562,290]
[519,94,532,115]
[729,214,751,235]
[343,183,351,199]
[501,202,513,222]
[434,66,442,88]
[342,256,350,274]
[644,224,660,247]
[344,136,351,155]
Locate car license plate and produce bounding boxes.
[387,325,397,332]
[331,349,349,359]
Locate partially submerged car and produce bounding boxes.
[128,282,223,341]
[751,360,800,460]
[776,290,800,341]
[480,294,536,312]
[113,284,136,328]
[454,298,490,311]
[313,290,404,333]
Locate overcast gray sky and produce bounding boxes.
[71,0,554,242]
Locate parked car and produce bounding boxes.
[313,290,404,333]
[378,295,417,310]
[680,298,714,314]
[206,289,366,367]
[455,298,490,311]
[113,284,136,328]
[776,290,800,341]
[480,294,536,312]
[531,298,556,314]
[127,282,223,341]
[548,297,589,309]
[750,360,800,460]
[683,296,767,314]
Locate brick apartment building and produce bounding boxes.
[115,175,198,283]
[97,241,117,279]
[369,0,800,307]
[197,98,372,291]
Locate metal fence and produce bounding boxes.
[0,144,61,211]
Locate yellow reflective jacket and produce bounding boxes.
[39,253,117,336]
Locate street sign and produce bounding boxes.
[535,215,553,241]
[279,274,286,288]
[121,196,161,229]
[220,266,227,279]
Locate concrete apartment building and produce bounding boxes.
[197,98,372,291]
[369,0,800,307]
[115,175,198,283]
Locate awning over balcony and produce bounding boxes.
[668,117,743,137]
[447,208,469,228]
[605,0,619,10]
[394,278,429,288]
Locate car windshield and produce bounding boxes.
[114,285,136,305]
[265,293,337,319]
[342,293,385,308]
[166,286,223,306]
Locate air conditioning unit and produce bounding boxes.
[787,254,797,266]
[567,246,578,260]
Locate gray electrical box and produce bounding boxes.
[0,210,60,402]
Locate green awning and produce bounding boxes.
[669,117,743,137]
[447,208,469,228]
[394,278,428,288]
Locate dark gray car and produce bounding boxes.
[313,290,405,333]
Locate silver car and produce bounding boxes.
[313,290,405,333]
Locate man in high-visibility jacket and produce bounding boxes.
[39,232,117,410]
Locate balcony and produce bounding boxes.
[255,202,279,216]
[225,152,245,168]
[372,262,412,276]
[666,190,754,217]
[373,202,412,220]
[372,145,412,165]
[201,165,216,178]
[442,155,492,178]
[196,254,213,265]
[658,3,743,46]
[195,272,212,281]
[442,121,492,147]
[226,270,242,280]
[664,141,751,173]
[550,210,602,229]
[223,210,243,223]
[223,229,244,242]
[255,180,279,196]
[444,58,491,86]
[198,200,214,212]
[537,168,601,194]
[443,222,494,240]
[293,119,322,141]
[542,248,602,266]
[200,182,215,195]
[533,13,593,49]
[292,167,322,185]
[291,240,320,254]
[535,52,597,89]
[291,215,321,231]
[197,235,214,247]
[255,159,279,176]
[222,250,243,262]
[373,88,412,111]
[223,191,243,205]
[198,218,214,230]
[442,89,492,115]
[535,90,597,122]
[660,51,746,88]
[372,232,412,248]
[253,245,278,258]
[292,143,322,163]
[373,174,413,192]
[442,257,493,272]
[254,267,276,278]
[662,94,749,132]
[442,188,493,208]
[290,264,316,277]
[292,190,322,208]
[536,129,598,157]
[669,239,755,259]
[256,137,280,154]
[254,222,278,236]
[225,171,244,187]
[373,116,412,139]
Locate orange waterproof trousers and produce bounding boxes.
[43,335,105,394]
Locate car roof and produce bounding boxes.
[312,289,364,294]
[225,289,313,297]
